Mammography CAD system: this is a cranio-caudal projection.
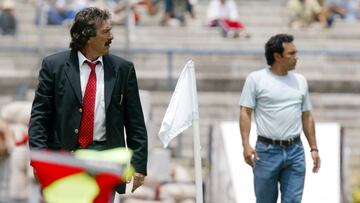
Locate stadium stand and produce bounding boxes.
[0,0,360,202]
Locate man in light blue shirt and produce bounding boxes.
[239,34,321,203]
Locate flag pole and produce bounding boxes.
[189,62,203,203]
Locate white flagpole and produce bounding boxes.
[189,62,203,203]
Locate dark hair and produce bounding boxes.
[69,7,110,50]
[265,34,294,65]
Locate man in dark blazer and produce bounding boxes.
[29,7,148,194]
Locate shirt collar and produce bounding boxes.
[77,51,103,67]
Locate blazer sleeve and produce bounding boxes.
[28,59,54,149]
[124,63,148,175]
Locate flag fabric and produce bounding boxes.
[31,148,134,203]
[158,60,199,148]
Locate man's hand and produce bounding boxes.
[311,151,321,173]
[131,172,145,193]
[243,145,259,168]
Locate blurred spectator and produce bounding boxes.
[70,0,92,13]
[0,0,17,35]
[320,0,347,25]
[1,101,32,201]
[47,0,75,25]
[34,0,159,26]
[0,118,14,200]
[94,0,157,25]
[35,0,76,25]
[139,0,157,15]
[0,118,13,162]
[206,0,247,38]
[110,0,141,25]
[288,0,323,28]
[287,0,346,28]
[345,0,360,21]
[161,0,195,26]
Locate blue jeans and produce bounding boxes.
[253,140,306,203]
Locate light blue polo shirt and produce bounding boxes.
[239,68,312,139]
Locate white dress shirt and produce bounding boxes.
[78,51,106,141]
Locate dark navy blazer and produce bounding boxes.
[29,49,148,193]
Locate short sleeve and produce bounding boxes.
[239,74,256,108]
[302,79,312,112]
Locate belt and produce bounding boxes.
[257,135,300,147]
[78,140,107,151]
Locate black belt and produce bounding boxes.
[78,140,107,151]
[258,135,300,147]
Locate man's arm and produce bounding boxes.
[28,59,54,149]
[302,111,321,173]
[239,106,258,167]
[123,63,148,192]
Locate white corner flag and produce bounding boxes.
[158,60,203,203]
[158,60,199,148]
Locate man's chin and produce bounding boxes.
[103,48,110,55]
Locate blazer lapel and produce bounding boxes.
[64,50,82,104]
[103,56,117,110]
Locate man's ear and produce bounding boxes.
[273,52,282,61]
[86,38,92,44]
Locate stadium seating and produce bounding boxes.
[0,0,359,201]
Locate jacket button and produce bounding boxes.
[74,129,79,134]
[79,108,83,113]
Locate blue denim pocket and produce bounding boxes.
[294,140,304,149]
[255,141,272,152]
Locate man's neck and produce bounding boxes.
[80,49,99,62]
[270,64,288,76]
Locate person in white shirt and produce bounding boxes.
[206,0,246,38]
[239,34,321,203]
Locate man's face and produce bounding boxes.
[87,20,113,57]
[279,42,298,71]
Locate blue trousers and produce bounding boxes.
[253,140,306,203]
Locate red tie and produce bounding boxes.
[79,61,97,147]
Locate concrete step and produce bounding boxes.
[3,69,360,95]
[5,50,360,75]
